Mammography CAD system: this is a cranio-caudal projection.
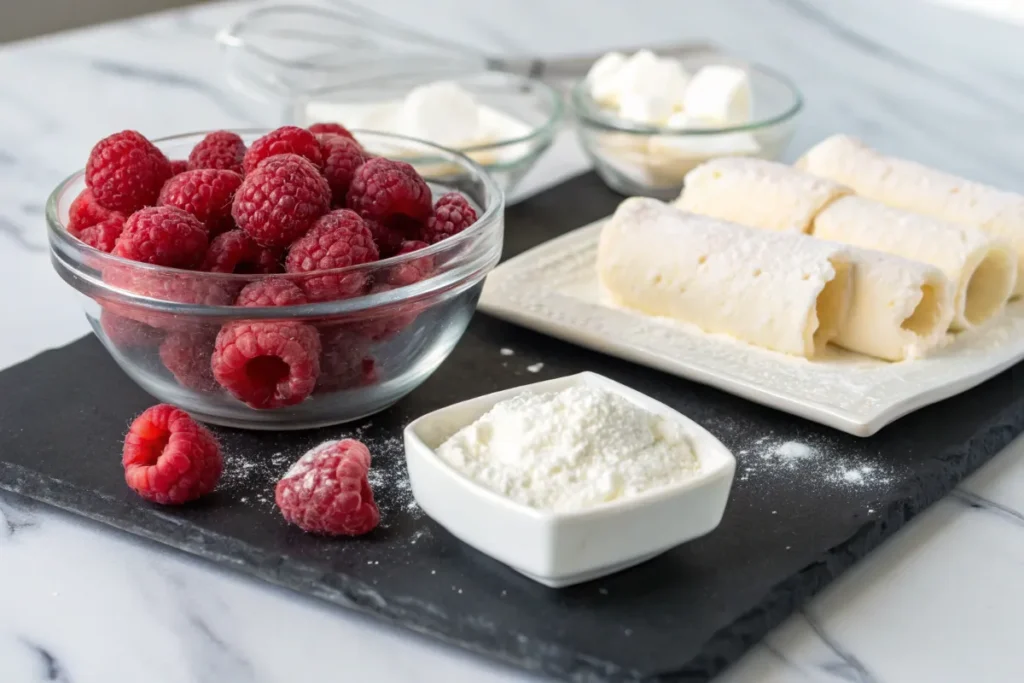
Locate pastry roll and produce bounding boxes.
[597,197,851,358]
[676,157,850,233]
[813,196,1016,330]
[797,134,1024,295]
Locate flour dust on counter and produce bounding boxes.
[731,433,895,491]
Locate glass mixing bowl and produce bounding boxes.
[47,130,504,430]
[571,55,803,201]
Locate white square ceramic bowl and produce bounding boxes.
[403,372,736,587]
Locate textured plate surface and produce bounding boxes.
[479,219,1024,436]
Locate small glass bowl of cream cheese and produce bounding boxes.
[572,51,803,200]
[294,72,563,199]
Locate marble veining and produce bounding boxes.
[1,0,1024,681]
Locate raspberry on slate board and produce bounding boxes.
[275,439,380,536]
[122,404,222,505]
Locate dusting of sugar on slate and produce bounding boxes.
[500,348,514,356]
[526,363,544,373]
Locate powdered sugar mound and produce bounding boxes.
[774,441,814,460]
[436,385,701,512]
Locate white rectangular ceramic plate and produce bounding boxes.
[478,219,1024,437]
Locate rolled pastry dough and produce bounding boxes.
[827,247,953,361]
[797,134,1024,296]
[597,197,851,358]
[676,157,850,233]
[813,196,1016,330]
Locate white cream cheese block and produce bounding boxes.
[682,65,752,125]
[676,157,850,233]
[813,196,1016,330]
[597,197,851,358]
[797,134,1024,296]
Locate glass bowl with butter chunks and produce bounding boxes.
[571,50,803,200]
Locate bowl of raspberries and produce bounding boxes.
[46,125,503,429]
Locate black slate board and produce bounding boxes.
[3,173,1024,682]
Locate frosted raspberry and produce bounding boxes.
[346,157,432,225]
[211,321,321,409]
[232,154,331,248]
[188,131,246,174]
[284,209,378,302]
[235,278,307,307]
[420,192,477,244]
[160,332,217,392]
[318,134,367,205]
[158,169,243,235]
[243,126,323,174]
[275,440,379,536]
[122,404,222,505]
[113,206,208,268]
[201,229,281,274]
[86,130,172,213]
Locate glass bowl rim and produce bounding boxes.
[570,60,803,136]
[47,128,504,316]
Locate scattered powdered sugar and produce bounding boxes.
[526,362,544,373]
[734,434,893,491]
[499,348,515,356]
[436,385,701,512]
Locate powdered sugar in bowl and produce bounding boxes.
[404,372,736,587]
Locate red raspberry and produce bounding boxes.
[67,189,127,252]
[201,229,281,274]
[275,439,379,536]
[169,160,190,176]
[316,327,378,393]
[100,310,163,349]
[421,192,477,244]
[212,321,321,409]
[284,209,378,302]
[158,169,243,235]
[160,332,217,392]
[103,266,236,330]
[364,218,405,257]
[318,134,367,206]
[235,278,307,307]
[188,131,246,174]
[113,206,208,268]
[346,158,432,225]
[122,404,222,505]
[308,122,356,140]
[387,240,433,287]
[86,130,172,214]
[232,154,331,249]
[352,284,422,341]
[73,214,126,252]
[243,126,323,175]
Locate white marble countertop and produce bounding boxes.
[2,0,1024,680]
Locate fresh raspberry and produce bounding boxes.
[160,332,218,392]
[169,160,190,176]
[212,321,321,409]
[275,440,379,536]
[308,122,356,140]
[188,131,246,174]
[387,240,433,287]
[421,192,477,244]
[67,189,127,252]
[158,169,243,235]
[318,134,367,206]
[243,126,323,174]
[235,278,307,307]
[201,229,281,274]
[113,206,208,268]
[100,310,163,349]
[364,218,405,257]
[232,154,331,249]
[122,404,222,505]
[316,327,378,393]
[284,209,378,302]
[103,266,236,330]
[346,157,432,226]
[86,130,172,214]
[352,284,422,341]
